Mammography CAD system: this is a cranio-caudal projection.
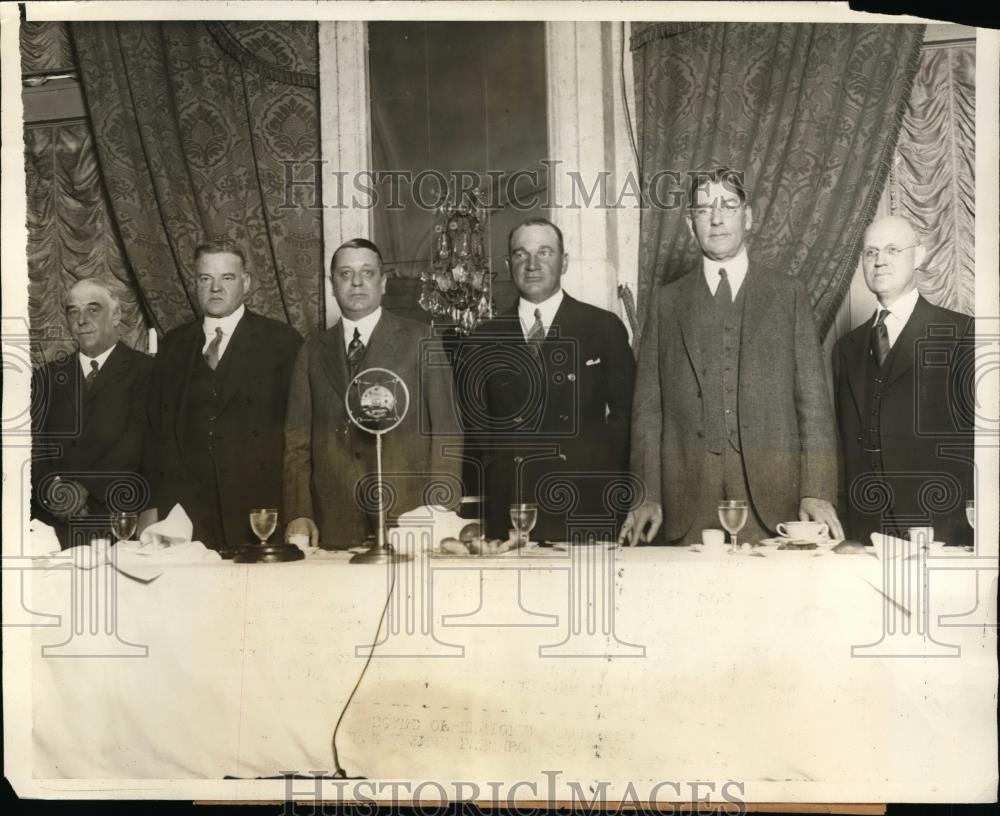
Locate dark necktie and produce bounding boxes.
[526,308,545,347]
[716,268,732,306]
[204,327,224,371]
[871,309,891,367]
[347,327,365,376]
[84,359,99,389]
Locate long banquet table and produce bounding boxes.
[24,539,998,802]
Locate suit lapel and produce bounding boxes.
[845,317,874,420]
[885,296,929,389]
[676,270,706,385]
[319,320,350,397]
[214,311,259,416]
[173,323,204,469]
[739,264,779,345]
[364,311,411,372]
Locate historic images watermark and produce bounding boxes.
[277,163,749,213]
[277,771,748,814]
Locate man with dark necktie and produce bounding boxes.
[32,278,153,548]
[833,215,974,545]
[283,238,461,549]
[623,167,843,545]
[144,240,302,554]
[456,217,636,543]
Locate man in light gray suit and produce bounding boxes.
[283,238,462,549]
[622,168,843,545]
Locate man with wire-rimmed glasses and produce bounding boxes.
[832,215,974,546]
[623,167,842,546]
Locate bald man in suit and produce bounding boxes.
[32,278,153,548]
[833,215,974,546]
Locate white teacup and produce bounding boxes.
[907,526,936,546]
[288,533,313,553]
[700,529,726,547]
[776,521,829,541]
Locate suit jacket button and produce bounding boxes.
[567,373,576,382]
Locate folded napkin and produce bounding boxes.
[391,505,467,555]
[870,532,948,561]
[139,503,194,547]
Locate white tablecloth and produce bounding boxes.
[24,543,998,802]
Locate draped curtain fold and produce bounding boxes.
[69,21,324,336]
[631,23,925,342]
[25,122,149,362]
[890,42,975,315]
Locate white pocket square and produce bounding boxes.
[585,357,601,366]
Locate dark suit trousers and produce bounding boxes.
[671,446,769,545]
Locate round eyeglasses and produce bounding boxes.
[862,243,918,261]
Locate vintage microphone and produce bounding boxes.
[345,367,412,564]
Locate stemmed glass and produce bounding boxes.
[510,503,538,547]
[250,508,279,547]
[110,511,137,544]
[718,500,748,553]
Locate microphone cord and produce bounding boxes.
[329,556,397,779]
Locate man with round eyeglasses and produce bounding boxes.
[623,167,842,546]
[832,215,974,546]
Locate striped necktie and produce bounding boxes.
[347,327,365,377]
[526,308,545,347]
[84,359,99,389]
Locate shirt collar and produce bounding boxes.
[877,287,920,324]
[203,303,245,339]
[703,247,749,295]
[342,307,382,345]
[518,288,564,332]
[79,343,116,375]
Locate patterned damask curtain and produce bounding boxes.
[25,122,149,362]
[890,42,975,315]
[631,23,925,342]
[21,21,149,363]
[70,22,324,336]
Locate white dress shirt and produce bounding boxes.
[78,344,115,377]
[703,247,749,298]
[518,288,564,341]
[202,304,245,361]
[341,307,382,350]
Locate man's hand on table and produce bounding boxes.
[798,497,844,541]
[619,501,663,546]
[44,477,90,521]
[286,517,320,549]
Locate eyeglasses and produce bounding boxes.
[862,243,918,261]
[688,201,743,221]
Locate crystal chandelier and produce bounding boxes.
[418,188,495,334]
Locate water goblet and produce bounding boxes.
[718,500,748,553]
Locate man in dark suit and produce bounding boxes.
[144,240,302,554]
[283,238,462,550]
[456,218,636,543]
[32,278,153,548]
[623,168,842,545]
[833,215,974,546]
